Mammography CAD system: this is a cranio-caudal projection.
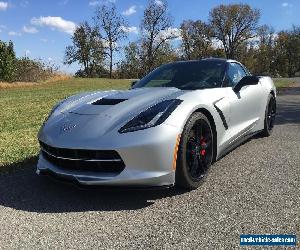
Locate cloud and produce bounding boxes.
[122,5,137,16]
[20,0,29,7]
[23,25,38,34]
[89,0,115,6]
[0,24,6,32]
[102,40,117,48]
[154,0,163,6]
[89,1,99,6]
[282,2,292,7]
[59,0,69,5]
[120,25,138,34]
[159,27,181,41]
[0,1,8,11]
[8,31,22,36]
[40,38,48,42]
[211,38,223,49]
[31,16,76,34]
[25,49,31,55]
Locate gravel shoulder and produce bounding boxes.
[0,84,299,249]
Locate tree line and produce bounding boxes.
[65,0,300,79]
[0,41,58,82]
[0,0,298,82]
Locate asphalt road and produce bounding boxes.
[0,84,299,249]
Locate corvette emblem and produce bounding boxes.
[61,123,77,132]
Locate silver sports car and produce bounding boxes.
[37,58,276,189]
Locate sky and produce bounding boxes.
[0,0,299,73]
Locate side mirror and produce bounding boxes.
[233,75,259,92]
[130,80,139,88]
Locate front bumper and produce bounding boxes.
[37,124,180,187]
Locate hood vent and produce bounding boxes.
[92,98,127,105]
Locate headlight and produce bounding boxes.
[119,99,182,133]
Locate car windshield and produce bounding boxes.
[133,60,226,90]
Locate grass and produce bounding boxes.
[0,77,298,169]
[0,73,71,89]
[0,78,131,167]
[273,77,300,88]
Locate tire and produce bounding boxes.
[175,112,214,189]
[261,94,276,137]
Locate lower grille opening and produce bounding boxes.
[40,142,125,173]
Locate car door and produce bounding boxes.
[224,62,265,139]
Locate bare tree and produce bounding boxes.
[141,0,177,72]
[180,20,213,60]
[257,25,275,46]
[64,22,104,77]
[94,3,127,78]
[209,4,260,59]
[180,20,194,60]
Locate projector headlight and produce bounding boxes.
[119,99,182,133]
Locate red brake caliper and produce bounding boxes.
[200,136,206,156]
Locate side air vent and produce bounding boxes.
[92,98,127,105]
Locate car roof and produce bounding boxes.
[170,58,239,64]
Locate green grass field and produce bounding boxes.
[0,78,131,167]
[0,77,297,169]
[273,77,300,88]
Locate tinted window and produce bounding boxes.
[226,63,247,87]
[241,65,251,76]
[133,61,226,90]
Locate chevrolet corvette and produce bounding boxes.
[37,58,276,189]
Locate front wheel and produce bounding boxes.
[261,94,276,137]
[175,112,214,189]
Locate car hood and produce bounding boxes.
[42,87,186,140]
[66,87,185,116]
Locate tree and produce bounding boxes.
[64,22,105,77]
[117,42,141,79]
[180,20,213,60]
[0,40,16,82]
[94,3,127,78]
[15,57,58,82]
[253,25,276,75]
[273,26,300,77]
[209,4,260,59]
[285,26,300,77]
[141,0,178,72]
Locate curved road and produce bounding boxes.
[0,84,299,249]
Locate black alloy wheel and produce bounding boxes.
[185,120,213,181]
[176,112,214,189]
[261,94,276,137]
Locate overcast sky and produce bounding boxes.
[0,0,299,73]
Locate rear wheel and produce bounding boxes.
[175,112,214,189]
[261,94,276,137]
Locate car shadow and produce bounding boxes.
[0,156,186,213]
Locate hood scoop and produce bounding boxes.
[92,98,127,105]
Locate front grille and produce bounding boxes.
[40,141,125,173]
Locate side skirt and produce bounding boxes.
[216,130,263,161]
